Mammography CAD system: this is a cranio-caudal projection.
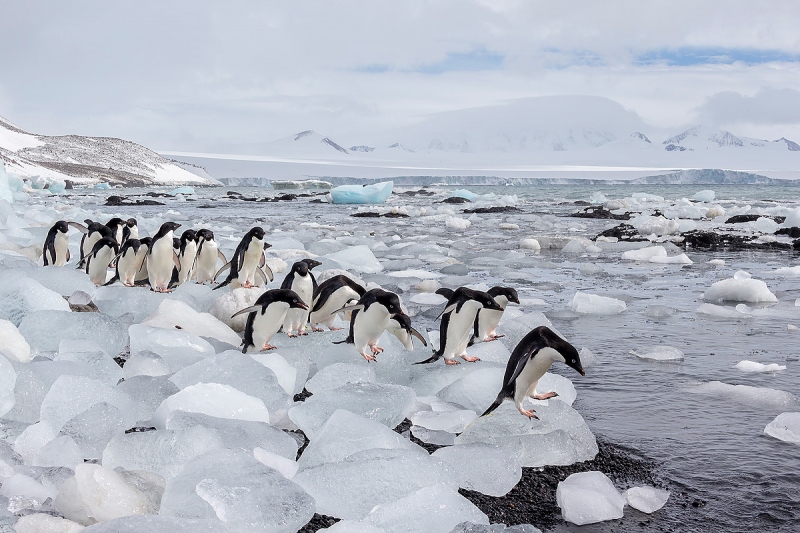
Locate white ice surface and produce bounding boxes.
[556,471,625,525]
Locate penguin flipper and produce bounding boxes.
[68,222,89,234]
[337,304,365,314]
[231,305,262,319]
[217,249,227,264]
[410,327,428,347]
[214,262,231,281]
[255,267,268,287]
[434,303,457,321]
[172,251,182,272]
[66,249,71,262]
[262,263,274,282]
[259,251,266,268]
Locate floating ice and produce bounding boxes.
[140,299,241,346]
[297,409,426,471]
[166,411,298,459]
[160,449,315,532]
[209,287,266,332]
[364,483,489,533]
[696,303,752,319]
[621,246,666,261]
[707,259,725,266]
[410,292,447,305]
[770,265,800,277]
[457,401,596,467]
[19,311,127,356]
[326,245,383,274]
[569,292,626,315]
[450,189,479,201]
[703,277,777,303]
[152,383,271,429]
[169,186,195,196]
[754,217,779,234]
[764,412,800,444]
[446,217,471,230]
[294,448,457,520]
[519,238,541,251]
[735,361,786,373]
[13,513,85,533]
[691,381,796,408]
[432,443,521,496]
[624,486,670,513]
[556,471,625,525]
[693,190,715,202]
[632,215,679,236]
[289,383,416,439]
[331,181,393,204]
[102,426,223,480]
[40,375,136,433]
[0,272,71,326]
[306,363,376,393]
[631,346,684,361]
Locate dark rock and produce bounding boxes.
[463,206,521,214]
[105,195,164,206]
[682,230,793,251]
[145,192,172,198]
[596,224,646,241]
[776,227,800,238]
[273,194,298,201]
[725,214,786,224]
[795,239,800,250]
[65,180,74,190]
[293,389,312,402]
[351,212,381,218]
[441,196,471,204]
[383,212,409,218]
[298,514,339,532]
[570,206,630,220]
[309,199,325,204]
[68,301,99,312]
[124,427,156,434]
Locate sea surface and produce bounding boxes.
[65,183,800,532]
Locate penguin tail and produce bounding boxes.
[103,275,119,287]
[332,335,354,345]
[212,279,231,291]
[480,393,507,417]
[413,351,442,365]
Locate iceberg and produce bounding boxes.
[331,181,393,204]
[703,277,777,303]
[624,486,670,513]
[764,412,800,444]
[169,186,195,196]
[325,245,383,273]
[556,471,625,525]
[569,292,626,315]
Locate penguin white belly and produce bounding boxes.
[283,277,313,334]
[311,286,360,328]
[88,248,115,285]
[443,302,482,360]
[354,305,389,353]
[117,248,140,286]
[54,232,70,266]
[148,237,175,290]
[129,227,139,240]
[513,348,561,409]
[238,239,264,286]
[134,247,149,282]
[195,245,217,283]
[248,302,290,352]
[178,242,198,284]
[387,322,414,350]
[83,233,101,258]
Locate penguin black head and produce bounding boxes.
[197,229,215,241]
[538,326,585,376]
[155,222,181,238]
[172,237,181,249]
[54,220,69,233]
[106,217,125,230]
[301,258,322,270]
[181,229,198,243]
[374,289,402,315]
[273,288,309,310]
[248,226,266,241]
[475,290,503,311]
[126,218,137,228]
[139,237,153,248]
[488,286,520,305]
[292,261,309,276]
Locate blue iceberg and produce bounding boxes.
[93,182,111,190]
[330,181,393,204]
[169,186,195,196]
[450,189,479,201]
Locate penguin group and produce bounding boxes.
[42,218,586,419]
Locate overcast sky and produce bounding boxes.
[2,1,800,151]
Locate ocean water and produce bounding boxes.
[34,184,800,531]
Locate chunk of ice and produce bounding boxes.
[0,319,31,362]
[432,443,521,497]
[116,376,180,424]
[0,354,16,417]
[209,287,266,332]
[631,346,684,361]
[754,217,779,234]
[556,471,625,525]
[364,483,489,533]
[288,383,416,439]
[410,409,477,433]
[297,409,426,471]
[735,360,786,373]
[624,486,670,513]
[123,350,171,379]
[248,352,298,396]
[703,277,777,303]
[764,412,800,444]
[19,311,127,356]
[55,348,123,387]
[519,238,541,251]
[410,292,447,305]
[152,383,271,429]
[60,402,126,459]
[253,447,299,479]
[692,190,715,202]
[76,516,229,532]
[326,245,383,274]
[690,381,795,408]
[569,293,626,315]
[40,375,136,433]
[140,299,241,346]
[33,435,82,469]
[160,449,315,532]
[72,464,156,522]
[456,401,597,467]
[446,217,471,230]
[305,362,376,393]
[331,181,393,204]
[0,272,71,326]
[13,513,85,533]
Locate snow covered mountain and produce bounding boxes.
[0,115,218,187]
[661,126,799,153]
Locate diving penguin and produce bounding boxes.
[386,312,428,350]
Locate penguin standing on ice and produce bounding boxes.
[336,288,404,362]
[386,312,428,350]
[121,218,138,246]
[175,229,199,285]
[147,222,182,293]
[471,286,519,345]
[309,275,366,331]
[213,227,273,290]
[481,326,585,419]
[134,237,152,284]
[72,220,113,269]
[85,237,119,286]
[280,260,320,336]
[414,287,503,365]
[194,229,227,284]
[105,218,126,245]
[42,221,71,266]
[234,289,309,352]
[105,239,143,287]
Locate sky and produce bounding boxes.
[1,0,800,152]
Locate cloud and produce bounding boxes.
[695,88,800,126]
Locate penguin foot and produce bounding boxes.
[518,407,539,419]
[461,355,481,362]
[287,333,298,338]
[485,334,504,342]
[360,352,377,362]
[329,326,344,331]
[533,392,558,400]
[261,343,277,351]
[370,345,384,355]
[242,282,254,288]
[444,359,461,365]
[312,327,324,332]
[298,330,309,336]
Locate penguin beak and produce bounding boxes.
[294,301,309,310]
[574,364,585,376]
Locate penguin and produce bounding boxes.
[105,218,126,245]
[147,222,182,293]
[309,275,366,331]
[85,237,119,286]
[213,227,274,290]
[414,287,503,365]
[42,220,71,266]
[121,218,138,246]
[194,229,227,284]
[71,220,113,269]
[470,286,520,345]
[386,312,428,350]
[481,326,585,419]
[234,289,309,353]
[280,260,317,337]
[134,237,152,285]
[336,288,403,362]
[176,229,199,285]
[104,239,143,287]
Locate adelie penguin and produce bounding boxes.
[280,259,321,336]
[147,222,182,293]
[415,287,503,365]
[71,219,113,269]
[133,237,152,285]
[336,288,403,362]
[213,226,274,290]
[194,229,227,284]
[42,220,71,266]
[482,326,585,419]
[121,218,138,246]
[175,229,199,285]
[234,289,308,352]
[85,237,119,286]
[104,238,144,286]
[309,275,366,331]
[105,217,126,246]
[386,312,428,350]
[471,286,519,345]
